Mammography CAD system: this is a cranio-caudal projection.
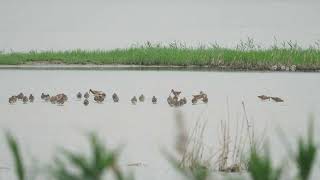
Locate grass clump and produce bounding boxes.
[4,132,132,180]
[165,111,212,180]
[2,116,319,180]
[295,120,317,180]
[166,103,260,180]
[5,132,26,180]
[50,133,131,180]
[248,148,282,180]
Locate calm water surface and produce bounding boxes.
[0,69,319,179]
[1,0,320,51]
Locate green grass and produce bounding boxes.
[1,41,320,71]
[50,133,131,180]
[6,132,26,180]
[295,120,317,180]
[248,148,282,180]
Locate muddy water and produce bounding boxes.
[0,69,319,179]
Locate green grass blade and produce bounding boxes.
[5,132,26,180]
[295,120,317,180]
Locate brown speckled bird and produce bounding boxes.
[258,95,270,100]
[90,89,106,98]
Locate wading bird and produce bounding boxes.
[131,96,137,105]
[17,93,24,100]
[139,94,145,102]
[55,94,68,105]
[56,94,68,102]
[271,97,284,102]
[181,97,187,105]
[41,93,47,100]
[152,96,157,104]
[56,97,65,105]
[83,99,89,106]
[22,96,28,104]
[8,96,17,104]
[192,97,198,105]
[94,95,104,103]
[167,96,174,106]
[50,96,57,104]
[178,99,185,106]
[171,89,181,97]
[202,96,208,103]
[258,95,270,100]
[90,89,106,98]
[84,92,89,99]
[29,94,34,103]
[41,93,50,101]
[77,92,82,99]
[112,93,119,102]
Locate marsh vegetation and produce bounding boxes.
[3,114,318,180]
[1,39,320,71]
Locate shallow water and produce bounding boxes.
[0,69,320,179]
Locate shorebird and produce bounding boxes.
[84,92,90,99]
[112,93,119,102]
[94,95,104,103]
[54,93,67,105]
[258,95,270,100]
[131,96,137,105]
[90,89,106,98]
[167,96,174,106]
[202,96,208,103]
[83,99,89,106]
[44,95,50,102]
[200,91,208,101]
[29,94,34,103]
[17,93,24,100]
[182,97,187,104]
[56,94,68,102]
[271,97,284,102]
[173,95,179,102]
[192,97,198,105]
[77,92,82,99]
[171,89,181,97]
[139,94,145,102]
[41,93,50,101]
[64,94,68,101]
[178,99,185,106]
[8,96,17,104]
[152,96,157,104]
[56,97,65,105]
[192,94,203,99]
[50,96,57,104]
[22,96,28,104]
[41,93,46,100]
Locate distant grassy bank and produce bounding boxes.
[1,41,320,71]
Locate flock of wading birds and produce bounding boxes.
[7,89,209,106]
[7,90,284,106]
